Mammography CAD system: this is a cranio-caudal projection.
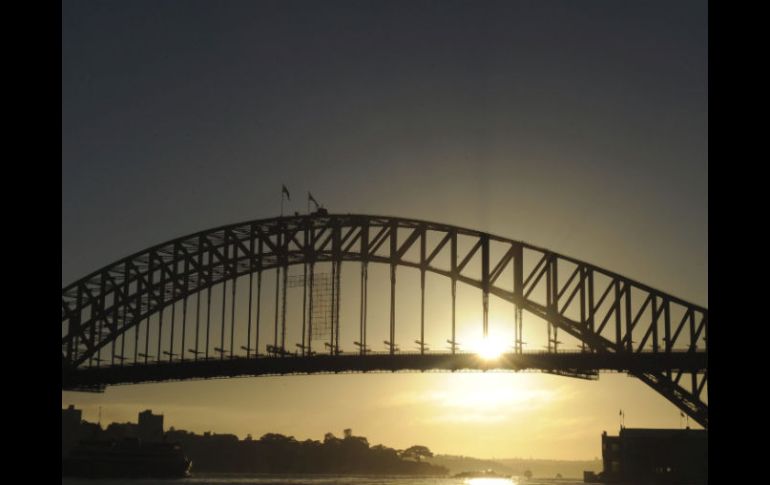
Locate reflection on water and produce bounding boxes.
[63,477,585,485]
[465,478,516,485]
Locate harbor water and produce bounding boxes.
[62,476,584,485]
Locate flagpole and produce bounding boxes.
[281,187,284,217]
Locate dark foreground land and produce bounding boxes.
[166,430,447,475]
[65,418,447,476]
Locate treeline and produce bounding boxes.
[65,418,447,475]
[165,429,447,475]
[165,428,448,475]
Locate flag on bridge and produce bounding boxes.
[280,184,291,216]
[308,192,319,210]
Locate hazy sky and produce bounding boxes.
[62,0,707,460]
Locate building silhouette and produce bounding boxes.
[62,405,83,457]
[62,405,82,434]
[596,428,707,484]
[138,409,164,443]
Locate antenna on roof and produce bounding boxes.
[619,409,625,430]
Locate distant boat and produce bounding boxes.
[62,438,192,478]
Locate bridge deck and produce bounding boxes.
[63,350,707,391]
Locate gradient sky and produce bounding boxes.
[62,0,707,460]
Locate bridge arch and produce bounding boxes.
[62,213,707,427]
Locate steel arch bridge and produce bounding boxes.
[62,213,708,428]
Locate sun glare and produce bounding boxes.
[472,336,507,360]
[465,478,516,485]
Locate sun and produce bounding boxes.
[473,336,507,360]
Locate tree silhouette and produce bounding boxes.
[401,445,434,463]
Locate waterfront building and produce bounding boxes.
[594,427,707,484]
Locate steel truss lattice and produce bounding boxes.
[61,213,708,428]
